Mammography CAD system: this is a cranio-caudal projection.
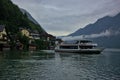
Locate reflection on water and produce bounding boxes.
[0,49,120,80]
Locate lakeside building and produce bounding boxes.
[0,26,56,51]
[0,25,10,51]
[0,25,7,41]
[19,28,55,50]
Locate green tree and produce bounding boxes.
[34,39,49,50]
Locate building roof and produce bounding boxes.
[0,25,5,32]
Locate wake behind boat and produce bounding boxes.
[55,39,104,54]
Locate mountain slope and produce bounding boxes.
[20,8,39,25]
[20,8,46,33]
[69,13,120,36]
[0,0,46,34]
[69,13,120,48]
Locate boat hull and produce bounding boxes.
[55,48,104,54]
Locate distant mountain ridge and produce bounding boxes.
[69,13,120,48]
[69,13,120,36]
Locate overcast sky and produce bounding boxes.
[11,0,120,36]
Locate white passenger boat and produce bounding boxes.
[55,40,104,54]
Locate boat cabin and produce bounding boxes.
[59,40,97,49]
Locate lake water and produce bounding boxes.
[0,49,120,80]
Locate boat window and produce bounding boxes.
[79,46,93,49]
[63,41,79,44]
[80,40,92,43]
[60,46,78,49]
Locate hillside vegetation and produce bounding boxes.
[0,0,54,50]
[0,0,44,35]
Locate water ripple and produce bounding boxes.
[0,49,120,80]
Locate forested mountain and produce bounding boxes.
[0,0,54,50]
[20,8,46,33]
[20,9,39,25]
[0,0,45,35]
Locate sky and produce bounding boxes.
[11,0,120,36]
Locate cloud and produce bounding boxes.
[11,0,120,36]
[84,30,111,38]
[62,28,120,41]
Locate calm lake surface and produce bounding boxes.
[0,49,120,80]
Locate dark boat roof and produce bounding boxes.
[63,40,78,44]
[62,39,92,44]
[80,40,92,43]
[63,39,92,42]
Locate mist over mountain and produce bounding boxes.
[69,13,120,48]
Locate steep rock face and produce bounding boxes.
[20,8,39,25]
[20,8,46,33]
[69,13,120,48]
